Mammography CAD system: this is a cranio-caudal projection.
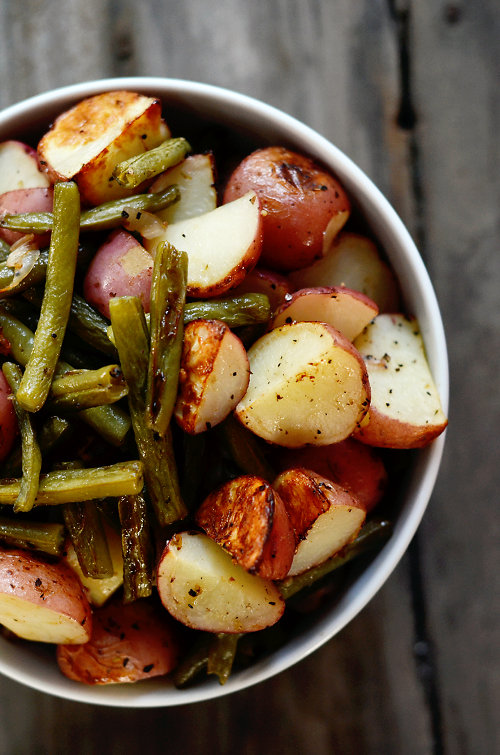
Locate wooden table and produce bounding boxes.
[0,2,497,753]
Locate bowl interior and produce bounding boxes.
[0,77,448,707]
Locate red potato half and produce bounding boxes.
[0,371,17,462]
[0,187,53,246]
[229,267,292,312]
[145,191,263,298]
[289,232,400,313]
[157,531,285,633]
[0,140,50,193]
[37,91,169,206]
[195,476,295,579]
[223,146,350,271]
[0,549,92,644]
[83,230,153,318]
[57,598,180,685]
[175,319,250,434]
[149,153,217,224]
[273,468,366,576]
[271,286,378,341]
[235,321,371,447]
[353,314,448,448]
[275,437,387,513]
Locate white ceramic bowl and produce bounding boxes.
[0,77,448,706]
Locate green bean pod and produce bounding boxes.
[0,307,130,446]
[184,293,271,328]
[113,138,191,188]
[49,364,128,411]
[207,633,242,685]
[16,182,81,413]
[118,491,154,602]
[0,516,65,557]
[1,414,71,479]
[109,296,187,526]
[0,186,180,234]
[0,460,144,506]
[2,362,42,513]
[63,501,114,578]
[146,242,187,436]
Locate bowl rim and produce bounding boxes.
[0,76,449,707]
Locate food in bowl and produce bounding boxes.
[0,81,447,702]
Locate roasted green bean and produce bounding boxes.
[2,362,42,513]
[0,186,180,234]
[118,491,154,602]
[113,138,191,188]
[16,182,80,413]
[0,460,143,506]
[217,414,274,481]
[0,516,65,557]
[184,293,271,328]
[207,633,242,685]
[146,242,187,436]
[63,500,113,578]
[0,307,130,445]
[49,364,127,411]
[109,296,187,525]
[0,414,71,479]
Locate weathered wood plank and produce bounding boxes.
[409,1,500,753]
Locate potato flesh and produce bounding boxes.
[354,315,447,430]
[157,532,284,633]
[146,191,260,295]
[289,504,366,576]
[0,593,89,643]
[236,322,369,447]
[151,154,217,224]
[0,141,49,192]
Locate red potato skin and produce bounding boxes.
[83,230,153,318]
[0,371,17,462]
[195,475,295,579]
[57,598,180,685]
[273,468,364,543]
[229,267,292,312]
[0,548,92,637]
[0,187,53,246]
[274,438,387,513]
[223,147,350,272]
[354,407,448,449]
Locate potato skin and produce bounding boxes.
[57,598,180,685]
[83,230,153,318]
[195,475,295,579]
[274,438,387,513]
[223,146,350,271]
[0,371,17,462]
[0,187,53,246]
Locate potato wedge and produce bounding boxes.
[275,437,387,513]
[195,476,295,579]
[83,230,153,318]
[150,153,217,224]
[175,319,250,434]
[289,232,400,313]
[157,531,285,633]
[235,321,370,447]
[271,286,378,341]
[0,140,50,193]
[274,468,366,576]
[38,91,169,205]
[144,191,263,298]
[0,548,91,643]
[353,314,448,448]
[57,598,180,685]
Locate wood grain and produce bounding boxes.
[0,0,498,753]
